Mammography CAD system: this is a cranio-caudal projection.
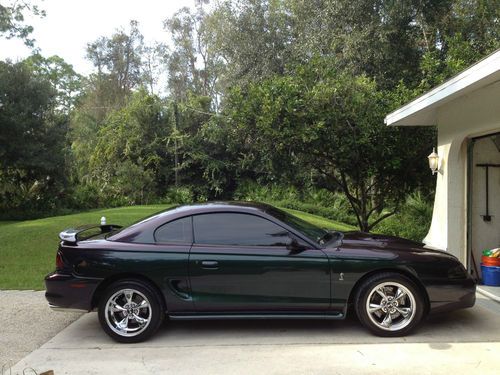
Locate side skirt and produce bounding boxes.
[168,312,345,320]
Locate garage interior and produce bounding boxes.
[468,132,500,284]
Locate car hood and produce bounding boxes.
[334,231,456,260]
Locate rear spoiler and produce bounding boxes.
[59,224,122,244]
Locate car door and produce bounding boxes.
[152,216,194,313]
[188,212,331,313]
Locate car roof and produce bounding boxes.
[155,201,275,217]
[107,201,282,243]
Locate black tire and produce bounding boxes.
[354,273,425,337]
[98,279,164,343]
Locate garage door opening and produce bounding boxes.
[468,132,500,281]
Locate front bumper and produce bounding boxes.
[45,272,102,311]
[426,276,476,314]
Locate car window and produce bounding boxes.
[193,213,291,246]
[265,206,329,244]
[155,216,192,243]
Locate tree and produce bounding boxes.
[24,54,82,112]
[86,20,145,103]
[286,0,461,89]
[0,0,44,46]
[223,58,434,231]
[164,2,223,108]
[0,60,68,215]
[142,42,168,96]
[70,22,150,189]
[207,0,498,92]
[85,90,169,204]
[418,0,500,88]
[168,94,230,197]
[208,0,294,87]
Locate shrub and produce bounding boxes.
[233,181,358,226]
[112,161,155,205]
[163,186,195,204]
[372,192,433,242]
[233,181,300,202]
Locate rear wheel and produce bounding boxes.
[355,273,424,337]
[98,280,164,343]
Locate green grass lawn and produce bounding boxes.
[0,221,17,227]
[0,204,354,290]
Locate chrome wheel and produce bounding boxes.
[104,288,152,337]
[365,281,416,332]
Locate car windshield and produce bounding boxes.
[266,206,332,244]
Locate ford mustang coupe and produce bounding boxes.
[45,202,476,343]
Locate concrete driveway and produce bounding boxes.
[9,294,500,375]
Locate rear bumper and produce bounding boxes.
[48,304,88,312]
[426,276,476,314]
[45,272,102,311]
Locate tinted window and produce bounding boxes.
[266,206,329,244]
[155,216,192,243]
[193,213,291,246]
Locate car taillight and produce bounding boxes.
[56,252,64,270]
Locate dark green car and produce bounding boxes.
[46,202,476,343]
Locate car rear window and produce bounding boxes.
[154,216,193,243]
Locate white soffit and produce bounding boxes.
[385,49,500,126]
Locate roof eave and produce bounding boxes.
[385,49,500,127]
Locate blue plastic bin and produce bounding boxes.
[481,264,500,286]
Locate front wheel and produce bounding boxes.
[355,273,425,337]
[98,280,164,343]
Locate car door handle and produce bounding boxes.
[200,260,219,269]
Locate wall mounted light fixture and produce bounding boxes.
[428,147,439,175]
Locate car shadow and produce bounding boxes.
[60,298,499,348]
[147,301,500,345]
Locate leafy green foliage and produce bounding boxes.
[86,20,145,99]
[24,54,82,112]
[81,90,170,205]
[0,60,69,218]
[285,0,427,88]
[222,57,435,231]
[234,181,357,227]
[208,0,294,86]
[372,192,433,242]
[163,186,195,204]
[165,94,236,199]
[0,0,45,46]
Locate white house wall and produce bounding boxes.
[424,81,500,263]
